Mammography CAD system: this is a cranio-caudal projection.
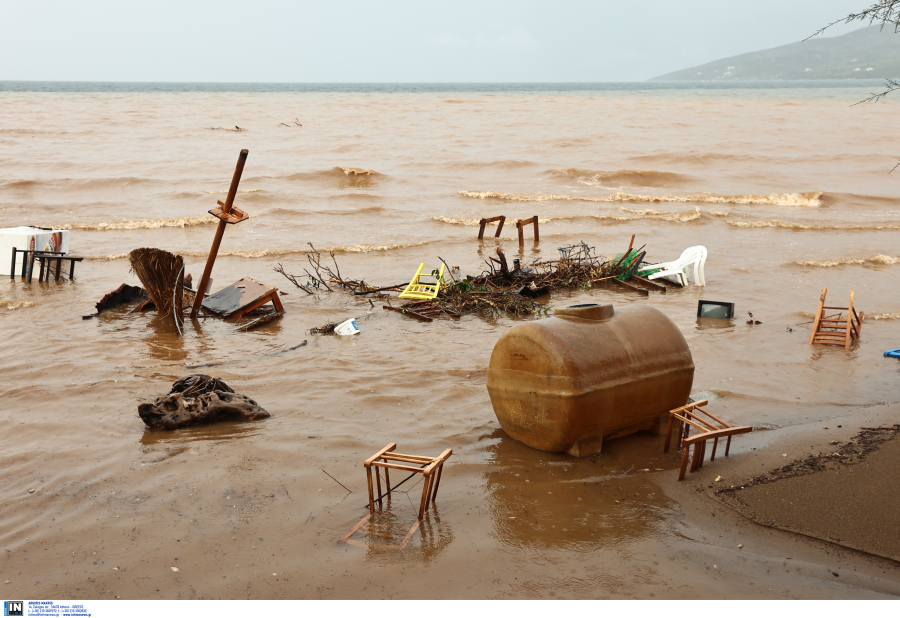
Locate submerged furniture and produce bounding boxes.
[338,443,452,550]
[478,215,506,240]
[809,288,863,349]
[200,277,284,319]
[663,399,752,481]
[516,216,539,246]
[487,302,695,457]
[638,245,707,286]
[398,263,445,300]
[10,249,83,282]
[0,226,70,276]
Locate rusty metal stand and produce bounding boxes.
[190,150,251,319]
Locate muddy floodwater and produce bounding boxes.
[1,83,899,599]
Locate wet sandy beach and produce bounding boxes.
[1,84,899,599]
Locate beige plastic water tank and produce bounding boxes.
[486,302,694,456]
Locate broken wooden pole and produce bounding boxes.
[478,215,506,240]
[190,149,250,319]
[516,216,539,246]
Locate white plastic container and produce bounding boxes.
[334,318,360,336]
[0,226,70,276]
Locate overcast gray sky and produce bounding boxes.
[0,0,869,82]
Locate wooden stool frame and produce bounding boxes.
[663,400,752,481]
[516,216,539,246]
[338,443,452,550]
[478,216,506,240]
[809,287,863,349]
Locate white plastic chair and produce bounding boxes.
[638,245,707,286]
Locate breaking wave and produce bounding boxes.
[548,168,696,187]
[203,189,262,194]
[795,255,900,267]
[728,220,900,231]
[0,177,161,191]
[4,300,35,310]
[869,313,900,320]
[459,190,823,207]
[618,207,703,222]
[432,208,703,226]
[433,216,484,226]
[52,216,217,231]
[84,240,437,261]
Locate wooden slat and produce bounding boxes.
[684,410,720,431]
[382,453,433,464]
[809,288,827,346]
[683,425,752,446]
[365,443,397,466]
[691,406,731,428]
[670,400,708,415]
[370,461,427,473]
[672,413,708,434]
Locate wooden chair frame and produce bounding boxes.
[338,443,452,550]
[809,287,863,349]
[663,400,752,481]
[516,216,539,246]
[478,216,506,240]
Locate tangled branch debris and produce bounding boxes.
[275,239,643,323]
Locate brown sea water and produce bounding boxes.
[1,84,899,599]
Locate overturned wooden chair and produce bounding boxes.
[809,288,863,349]
[338,443,452,550]
[664,400,752,481]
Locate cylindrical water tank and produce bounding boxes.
[487,302,694,456]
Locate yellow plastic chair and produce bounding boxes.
[398,263,445,300]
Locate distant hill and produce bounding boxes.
[650,25,900,81]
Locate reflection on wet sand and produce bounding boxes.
[348,506,453,561]
[483,430,680,550]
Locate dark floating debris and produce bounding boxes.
[138,374,269,430]
[83,283,148,319]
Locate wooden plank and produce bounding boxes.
[672,413,708,434]
[371,461,428,473]
[683,425,752,446]
[684,411,720,431]
[631,275,666,293]
[201,277,276,317]
[691,405,731,429]
[612,278,650,296]
[365,443,397,466]
[670,400,708,415]
[383,305,433,323]
[382,453,433,464]
[809,287,827,345]
[430,463,446,503]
